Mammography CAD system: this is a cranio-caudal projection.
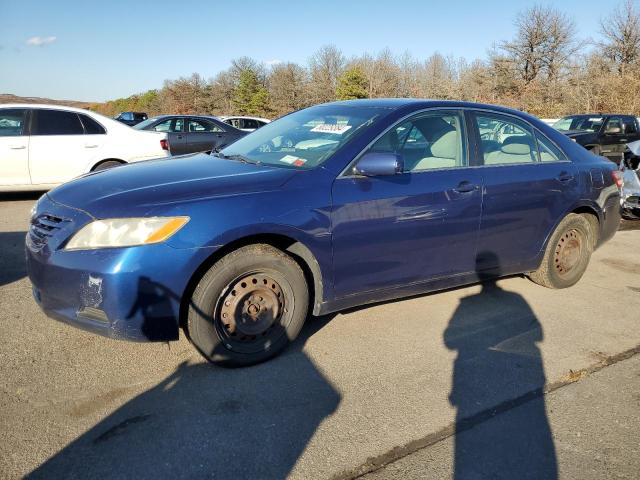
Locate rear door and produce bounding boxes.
[186,118,225,153]
[150,117,186,154]
[331,109,483,297]
[28,109,93,185]
[0,108,31,187]
[471,110,578,272]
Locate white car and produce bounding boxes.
[0,104,170,192]
[218,116,270,132]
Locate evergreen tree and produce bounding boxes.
[335,67,368,100]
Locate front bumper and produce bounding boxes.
[26,195,216,342]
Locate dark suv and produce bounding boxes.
[114,111,148,126]
[553,114,640,163]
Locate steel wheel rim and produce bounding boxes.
[554,228,584,277]
[214,271,289,353]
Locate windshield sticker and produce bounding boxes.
[588,118,603,122]
[280,155,307,166]
[310,124,352,135]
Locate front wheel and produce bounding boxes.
[187,244,309,367]
[528,214,593,289]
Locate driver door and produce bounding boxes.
[330,110,483,298]
[600,116,627,162]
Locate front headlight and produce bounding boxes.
[65,216,189,250]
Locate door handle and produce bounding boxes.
[176,135,183,139]
[452,181,479,193]
[84,144,98,148]
[556,172,574,182]
[9,145,26,150]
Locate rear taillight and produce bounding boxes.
[612,170,623,189]
[160,139,169,151]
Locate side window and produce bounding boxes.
[32,109,84,136]
[604,117,623,134]
[622,117,638,134]
[536,132,566,162]
[79,114,106,135]
[475,113,537,165]
[188,119,223,132]
[0,109,27,136]
[368,111,466,172]
[243,119,259,130]
[153,118,183,133]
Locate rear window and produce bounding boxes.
[79,114,106,134]
[32,109,84,136]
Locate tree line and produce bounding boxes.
[92,1,640,120]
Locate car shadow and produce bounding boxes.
[0,191,44,202]
[444,251,557,479]
[0,231,28,287]
[27,285,341,479]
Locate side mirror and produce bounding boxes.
[353,153,403,176]
[605,126,622,135]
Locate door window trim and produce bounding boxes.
[188,117,225,133]
[338,106,572,179]
[469,109,571,166]
[339,108,471,178]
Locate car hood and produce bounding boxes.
[560,130,595,140]
[48,153,297,218]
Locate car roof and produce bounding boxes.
[149,114,220,120]
[561,113,633,118]
[0,103,95,114]
[319,98,541,119]
[218,115,271,122]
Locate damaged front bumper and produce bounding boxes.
[25,195,215,342]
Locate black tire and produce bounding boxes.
[187,244,309,367]
[93,160,123,171]
[529,214,593,289]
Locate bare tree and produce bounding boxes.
[307,45,345,104]
[600,0,640,71]
[500,5,580,83]
[267,62,308,116]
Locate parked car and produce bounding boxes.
[620,140,640,219]
[134,115,247,155]
[114,111,148,126]
[553,114,640,163]
[26,99,621,367]
[0,104,169,192]
[218,116,270,131]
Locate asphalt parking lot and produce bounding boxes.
[1,193,639,479]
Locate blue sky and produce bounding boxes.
[0,0,619,102]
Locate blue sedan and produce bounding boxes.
[26,99,622,366]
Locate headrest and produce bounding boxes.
[501,142,531,155]
[501,136,532,155]
[430,130,458,159]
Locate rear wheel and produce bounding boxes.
[529,214,593,289]
[187,244,309,367]
[93,160,123,171]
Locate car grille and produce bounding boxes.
[28,214,66,250]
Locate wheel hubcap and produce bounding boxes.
[218,273,284,343]
[554,229,583,277]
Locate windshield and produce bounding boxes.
[219,105,388,169]
[133,117,160,130]
[553,116,604,132]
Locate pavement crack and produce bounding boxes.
[334,343,640,480]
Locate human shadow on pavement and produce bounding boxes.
[28,281,340,479]
[0,231,28,287]
[444,251,557,479]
